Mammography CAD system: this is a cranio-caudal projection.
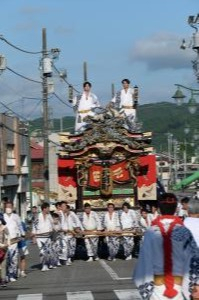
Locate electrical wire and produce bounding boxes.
[6,67,42,84]
[53,92,73,109]
[0,35,42,54]
[0,101,28,121]
[26,100,43,120]
[53,65,81,94]
[0,122,28,137]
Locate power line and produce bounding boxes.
[0,35,41,54]
[26,100,43,119]
[0,122,28,137]
[6,67,41,84]
[53,65,80,94]
[53,92,73,109]
[0,101,28,121]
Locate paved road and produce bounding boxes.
[1,243,141,300]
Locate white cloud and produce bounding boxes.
[20,6,50,14]
[130,32,194,71]
[14,22,39,32]
[54,26,73,36]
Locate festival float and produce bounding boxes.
[57,103,157,210]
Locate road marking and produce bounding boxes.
[66,291,94,300]
[16,290,141,300]
[114,289,141,299]
[99,259,131,280]
[17,294,43,300]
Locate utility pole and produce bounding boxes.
[167,133,173,188]
[111,83,115,98]
[83,61,87,82]
[173,139,178,184]
[27,122,33,210]
[42,28,49,202]
[183,139,187,179]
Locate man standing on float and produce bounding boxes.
[110,78,138,128]
[72,81,101,133]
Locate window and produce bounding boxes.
[7,145,15,159]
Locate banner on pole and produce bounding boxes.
[137,155,157,201]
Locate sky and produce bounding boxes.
[0,0,199,121]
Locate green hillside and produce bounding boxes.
[138,102,198,154]
[30,102,198,156]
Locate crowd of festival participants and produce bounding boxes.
[0,198,153,285]
[30,200,153,270]
[1,194,199,298]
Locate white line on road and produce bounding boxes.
[114,289,141,300]
[17,294,43,300]
[99,259,131,280]
[66,291,94,300]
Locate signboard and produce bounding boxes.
[137,155,157,200]
[57,158,77,202]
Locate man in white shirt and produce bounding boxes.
[139,208,153,233]
[103,203,121,261]
[110,78,138,129]
[82,203,102,262]
[61,204,83,266]
[180,197,189,220]
[59,201,69,264]
[184,197,199,247]
[32,202,53,271]
[4,201,25,282]
[72,81,101,133]
[120,202,138,260]
[151,204,160,221]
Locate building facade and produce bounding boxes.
[0,114,29,219]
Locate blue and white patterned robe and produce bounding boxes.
[133,219,199,300]
[103,211,121,259]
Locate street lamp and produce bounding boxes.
[180,13,199,82]
[172,14,199,113]
[172,84,199,114]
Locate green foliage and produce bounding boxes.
[30,116,75,134]
[138,102,198,155]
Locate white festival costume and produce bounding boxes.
[60,211,83,261]
[82,211,102,258]
[120,210,138,258]
[103,211,121,259]
[120,209,138,229]
[103,211,120,231]
[4,212,25,280]
[111,88,136,124]
[139,214,153,232]
[32,212,53,268]
[73,92,100,132]
[133,216,199,300]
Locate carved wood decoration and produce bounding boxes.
[58,107,154,200]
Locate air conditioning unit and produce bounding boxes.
[0,55,6,71]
